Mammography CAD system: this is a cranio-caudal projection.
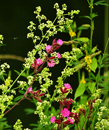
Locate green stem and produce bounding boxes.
[4,96,25,115]
[90,0,93,50]
[78,70,81,84]
[6,69,26,94]
[96,38,109,89]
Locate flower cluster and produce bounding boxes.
[68,27,76,38]
[31,39,63,70]
[85,55,92,72]
[51,83,75,129]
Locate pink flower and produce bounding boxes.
[68,117,74,124]
[31,58,43,70]
[61,108,70,117]
[50,116,55,123]
[48,60,55,67]
[57,52,61,59]
[27,87,33,93]
[36,59,43,66]
[57,39,63,46]
[45,45,53,53]
[64,83,71,89]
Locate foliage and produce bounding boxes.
[0,0,109,130]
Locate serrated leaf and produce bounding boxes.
[74,83,86,100]
[90,57,98,72]
[88,82,96,93]
[75,37,89,42]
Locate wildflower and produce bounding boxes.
[61,108,70,117]
[48,60,55,67]
[45,45,53,54]
[27,87,33,93]
[60,87,69,93]
[64,99,73,109]
[50,116,55,123]
[80,72,86,84]
[64,83,71,89]
[57,52,61,59]
[70,112,81,125]
[67,117,74,124]
[31,58,43,70]
[36,58,43,66]
[85,55,92,72]
[57,39,63,46]
[32,90,45,102]
[27,89,45,102]
[69,28,76,37]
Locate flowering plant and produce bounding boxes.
[0,0,109,130]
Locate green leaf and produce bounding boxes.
[19,90,25,94]
[90,57,98,72]
[30,123,38,126]
[70,21,77,32]
[74,83,86,100]
[75,37,89,42]
[78,26,89,30]
[88,82,96,93]
[91,45,97,53]
[14,95,23,101]
[90,72,96,80]
[80,15,91,19]
[80,95,88,104]
[24,108,35,115]
[92,13,98,19]
[94,0,109,6]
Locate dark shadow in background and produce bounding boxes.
[0,0,104,129]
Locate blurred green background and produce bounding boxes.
[0,0,108,129]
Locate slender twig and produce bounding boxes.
[63,40,78,45]
[0,54,24,62]
[4,96,25,115]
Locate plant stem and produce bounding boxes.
[4,96,25,115]
[6,69,26,94]
[90,0,93,50]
